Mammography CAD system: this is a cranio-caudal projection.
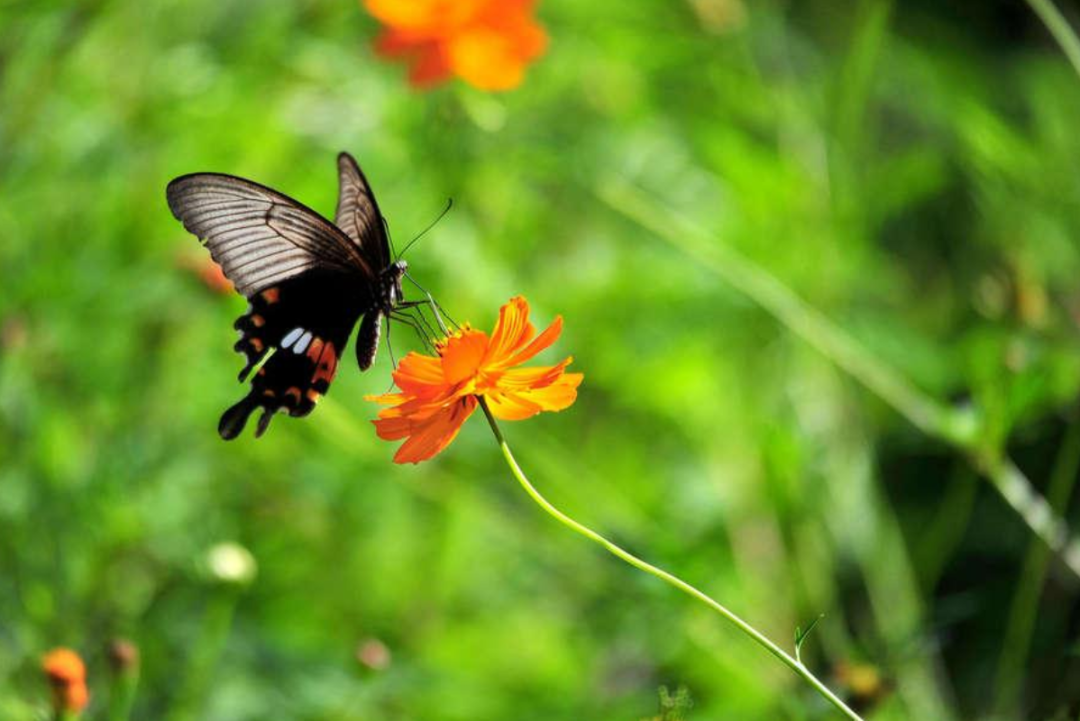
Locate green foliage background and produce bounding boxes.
[3,1,1080,719]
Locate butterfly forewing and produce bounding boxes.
[167,173,374,295]
[334,152,391,271]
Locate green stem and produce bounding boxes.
[598,180,1080,579]
[107,669,139,721]
[1024,0,1080,80]
[165,590,240,721]
[478,398,863,721]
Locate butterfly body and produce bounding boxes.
[167,153,404,439]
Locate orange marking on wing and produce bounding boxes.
[260,288,280,304]
[306,337,324,363]
[251,314,265,327]
[263,389,276,398]
[306,389,322,403]
[285,387,302,404]
[313,342,339,385]
[249,337,264,352]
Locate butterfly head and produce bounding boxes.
[383,259,408,309]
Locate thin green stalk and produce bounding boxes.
[478,398,863,721]
[1025,0,1080,80]
[165,590,240,721]
[598,180,1080,579]
[992,411,1080,714]
[107,667,139,721]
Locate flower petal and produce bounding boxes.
[499,315,563,368]
[441,328,489,384]
[495,357,573,389]
[446,29,528,90]
[372,413,414,441]
[365,0,484,31]
[372,27,453,89]
[407,42,454,88]
[446,4,547,90]
[523,372,583,411]
[373,28,426,57]
[377,388,464,422]
[365,391,409,406]
[483,296,534,365]
[393,396,478,463]
[392,352,447,397]
[486,372,582,419]
[485,392,542,420]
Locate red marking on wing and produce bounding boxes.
[313,342,338,386]
[306,337,325,363]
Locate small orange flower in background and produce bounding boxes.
[42,648,89,715]
[177,253,233,295]
[365,0,547,91]
[368,296,582,463]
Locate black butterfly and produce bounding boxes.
[167,152,408,440]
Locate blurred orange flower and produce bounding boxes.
[365,0,547,90]
[42,648,90,714]
[178,253,233,295]
[368,296,582,463]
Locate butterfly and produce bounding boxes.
[167,152,408,440]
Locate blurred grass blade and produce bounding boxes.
[992,410,1080,714]
[794,614,824,665]
[1025,0,1080,79]
[599,179,1080,580]
[598,181,961,444]
[165,589,242,721]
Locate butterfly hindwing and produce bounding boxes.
[218,271,374,440]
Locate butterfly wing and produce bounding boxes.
[334,152,392,272]
[167,172,375,296]
[220,270,377,439]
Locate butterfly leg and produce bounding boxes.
[395,299,447,342]
[402,273,457,333]
[389,309,437,353]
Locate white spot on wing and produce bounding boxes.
[294,331,313,354]
[281,327,303,349]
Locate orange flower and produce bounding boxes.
[178,253,234,295]
[368,296,582,463]
[365,0,547,91]
[42,648,90,714]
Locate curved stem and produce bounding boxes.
[1024,0,1080,80]
[478,399,863,721]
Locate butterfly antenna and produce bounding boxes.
[382,217,397,258]
[397,198,453,261]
